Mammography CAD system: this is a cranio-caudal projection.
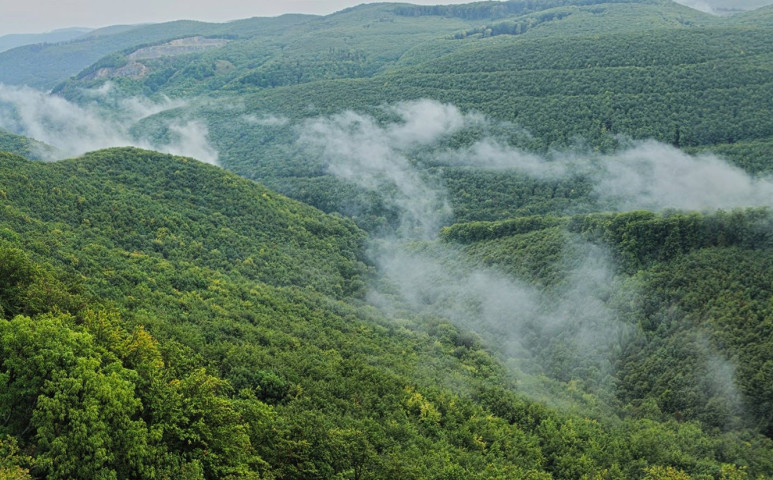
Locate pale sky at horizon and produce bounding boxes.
[0,0,477,36]
[1,0,772,37]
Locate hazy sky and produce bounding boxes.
[2,0,772,36]
[0,0,472,36]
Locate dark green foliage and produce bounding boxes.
[444,209,773,443]
[3,1,773,477]
[384,27,773,149]
[2,149,770,478]
[0,248,36,318]
[441,216,567,244]
[440,169,596,223]
[568,209,773,271]
[0,247,83,319]
[688,137,773,174]
[623,247,773,436]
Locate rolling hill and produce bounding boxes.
[33,0,772,228]
[0,130,57,160]
[2,0,773,478]
[2,148,772,478]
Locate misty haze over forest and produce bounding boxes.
[674,0,773,12]
[1,1,773,478]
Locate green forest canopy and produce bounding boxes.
[1,0,773,478]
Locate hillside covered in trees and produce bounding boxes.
[29,0,772,227]
[2,0,773,478]
[2,149,772,479]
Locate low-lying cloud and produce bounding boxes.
[449,137,773,211]
[302,99,749,408]
[0,83,219,165]
[596,141,773,211]
[368,238,630,389]
[300,100,484,238]
[300,100,638,389]
[302,99,773,221]
[164,120,219,165]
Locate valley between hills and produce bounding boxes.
[1,1,773,478]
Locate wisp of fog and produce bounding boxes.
[0,82,220,164]
[300,99,750,405]
[302,99,773,219]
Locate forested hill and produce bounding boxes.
[0,15,316,89]
[2,0,715,92]
[2,148,773,478]
[3,0,773,478]
[0,130,56,160]
[33,0,773,228]
[52,0,716,98]
[0,147,368,298]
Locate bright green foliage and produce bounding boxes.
[643,465,693,480]
[445,209,773,446]
[0,148,367,299]
[2,2,773,476]
[0,150,546,477]
[1,314,148,478]
[2,149,770,477]
[0,436,32,479]
[0,310,265,479]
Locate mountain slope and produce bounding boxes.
[0,16,315,89]
[2,1,773,477]
[1,149,771,478]
[729,4,773,26]
[53,0,716,98]
[442,210,773,436]
[0,147,367,298]
[39,2,767,227]
[0,129,57,160]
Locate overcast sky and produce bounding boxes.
[2,0,773,37]
[0,0,469,36]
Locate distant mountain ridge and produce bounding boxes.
[1,146,772,478]
[3,1,773,476]
[0,27,92,54]
[0,15,317,89]
[0,0,722,90]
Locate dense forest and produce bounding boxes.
[2,0,773,478]
[2,149,772,479]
